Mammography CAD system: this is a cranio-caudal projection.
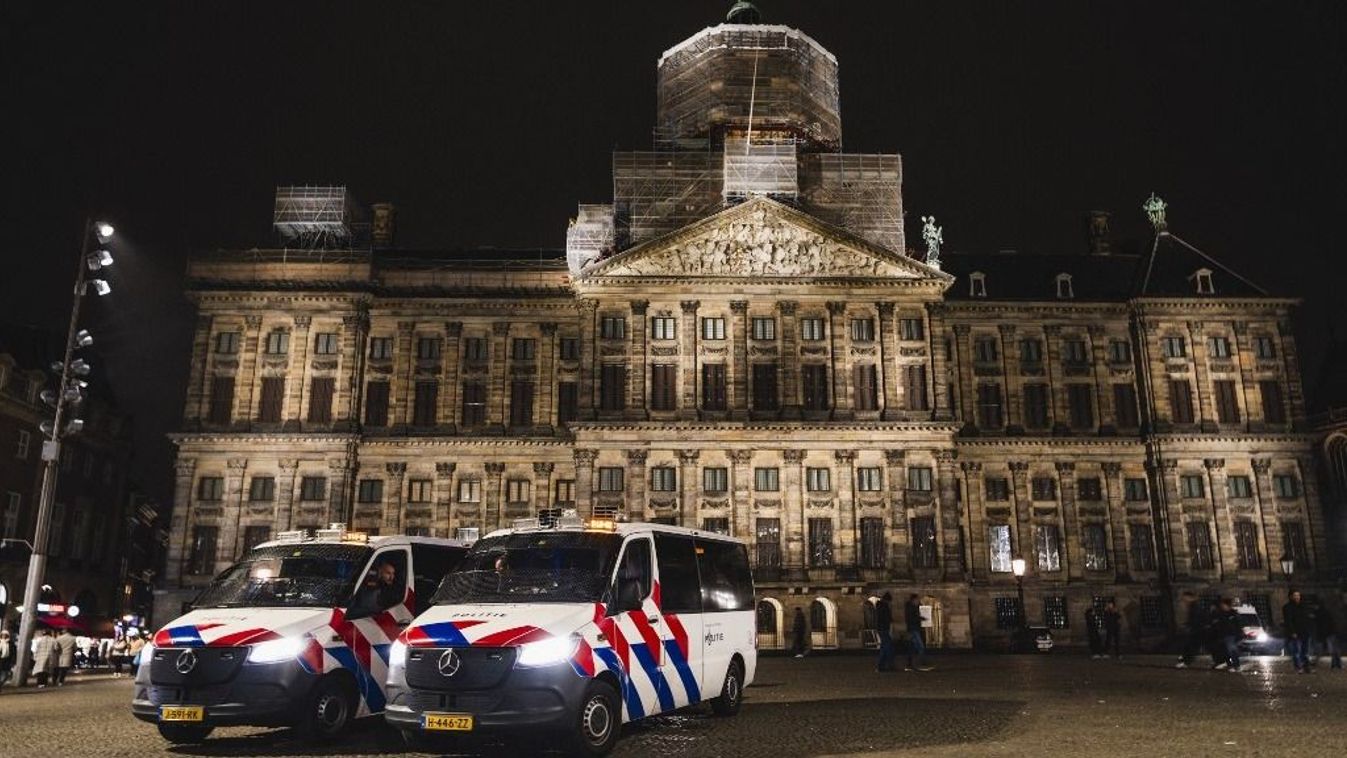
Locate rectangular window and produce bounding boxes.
[1067,384,1094,429]
[988,524,1012,573]
[248,476,275,502]
[985,477,1010,501]
[802,364,829,410]
[1077,477,1103,501]
[701,517,730,535]
[1062,338,1088,365]
[1282,522,1310,568]
[505,479,530,504]
[557,382,578,424]
[1180,474,1205,499]
[509,380,534,426]
[1125,477,1148,501]
[600,316,626,340]
[458,479,481,503]
[208,376,235,425]
[1260,381,1285,424]
[314,332,339,355]
[752,363,779,411]
[751,317,776,341]
[511,338,536,361]
[973,336,999,362]
[368,336,393,360]
[899,318,925,341]
[600,364,626,411]
[808,518,834,567]
[1169,380,1195,424]
[1140,596,1166,629]
[897,466,929,493]
[806,467,831,492]
[598,467,625,492]
[701,317,725,340]
[1023,384,1050,429]
[259,377,285,423]
[702,364,727,410]
[1162,335,1186,358]
[307,377,334,423]
[299,476,327,501]
[356,479,383,503]
[800,317,825,341]
[407,479,432,503]
[1208,336,1232,358]
[461,382,486,427]
[188,526,219,575]
[463,337,488,361]
[911,517,938,569]
[650,466,677,492]
[554,479,576,505]
[1020,338,1044,363]
[264,330,289,355]
[1031,477,1056,501]
[977,383,1003,428]
[413,381,438,426]
[241,525,271,555]
[15,430,30,460]
[1113,384,1139,428]
[703,467,728,493]
[857,467,883,492]
[651,317,677,341]
[1213,380,1240,423]
[850,318,875,342]
[1083,523,1109,570]
[860,517,886,568]
[559,337,580,361]
[1274,474,1300,499]
[1044,596,1069,629]
[416,336,441,360]
[754,467,780,492]
[1234,521,1261,569]
[995,597,1022,629]
[364,382,389,426]
[1129,524,1156,571]
[854,364,879,411]
[214,331,240,354]
[197,477,224,501]
[650,365,677,411]
[454,527,480,543]
[904,364,928,411]
[1227,475,1253,499]
[1253,335,1277,359]
[1187,522,1214,570]
[756,518,782,568]
[1109,339,1131,364]
[1035,525,1062,571]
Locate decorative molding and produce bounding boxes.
[729,450,754,464]
[243,315,263,329]
[1203,458,1226,471]
[777,300,798,316]
[649,497,677,510]
[997,324,1017,337]
[1055,461,1076,473]
[1251,458,1271,475]
[701,498,730,509]
[960,461,982,473]
[800,346,829,356]
[385,462,407,477]
[850,346,878,357]
[293,316,312,329]
[485,462,507,475]
[899,346,927,357]
[629,300,649,315]
[783,450,807,463]
[435,462,456,477]
[807,498,835,509]
[573,449,598,465]
[678,450,701,464]
[1078,505,1107,517]
[599,345,627,357]
[651,346,679,357]
[729,300,749,313]
[754,499,782,510]
[1032,506,1058,518]
[834,450,856,463]
[1101,462,1122,477]
[884,450,906,465]
[827,301,848,315]
[626,450,649,464]
[680,300,701,314]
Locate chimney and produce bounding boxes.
[371,203,397,248]
[1086,210,1112,255]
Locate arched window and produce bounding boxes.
[1055,273,1074,299]
[756,597,783,650]
[809,597,838,649]
[969,272,987,298]
[1191,268,1215,295]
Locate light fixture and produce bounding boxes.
[39,420,55,435]
[1012,558,1027,577]
[62,387,83,403]
[90,279,111,296]
[95,222,115,241]
[65,418,84,434]
[85,250,114,270]
[67,604,81,618]
[75,329,94,347]
[40,389,58,406]
[69,358,91,376]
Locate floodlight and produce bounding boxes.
[76,329,93,347]
[95,222,115,241]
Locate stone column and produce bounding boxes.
[783,450,807,576]
[927,304,952,421]
[574,449,597,518]
[827,301,850,419]
[275,459,299,532]
[1188,322,1215,431]
[1009,461,1032,575]
[383,462,406,534]
[1158,460,1188,576]
[879,303,902,419]
[1056,461,1082,580]
[539,323,558,431]
[1089,325,1113,433]
[483,462,506,531]
[834,450,857,569]
[327,457,352,526]
[935,450,964,579]
[165,457,197,585]
[729,450,754,541]
[338,311,367,429]
[1204,458,1230,577]
[961,461,987,580]
[441,322,462,434]
[730,300,749,418]
[578,300,598,420]
[1247,458,1276,582]
[285,315,312,430]
[490,323,510,430]
[626,450,649,520]
[629,300,649,418]
[392,321,416,429]
[953,324,974,427]
[1042,324,1064,432]
[999,324,1022,432]
[1139,318,1170,430]
[1232,321,1256,430]
[435,462,456,536]
[885,450,910,577]
[679,301,700,420]
[220,458,248,561]
[778,301,801,418]
[1101,462,1127,581]
[237,315,264,426]
[1278,319,1307,423]
[183,315,214,425]
[678,450,700,527]
[533,462,555,514]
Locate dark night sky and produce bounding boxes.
[3,1,1344,502]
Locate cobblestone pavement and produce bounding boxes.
[2,654,1344,757]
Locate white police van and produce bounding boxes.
[131,524,468,744]
[384,514,757,755]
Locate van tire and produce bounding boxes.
[157,724,213,744]
[294,675,355,741]
[569,679,621,756]
[709,660,744,717]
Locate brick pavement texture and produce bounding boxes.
[1,654,1343,757]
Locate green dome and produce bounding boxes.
[726,1,762,24]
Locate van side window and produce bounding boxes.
[348,548,408,618]
[653,533,701,614]
[696,539,754,612]
[617,538,653,602]
[411,544,467,614]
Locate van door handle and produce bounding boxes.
[647,616,660,624]
[397,619,412,627]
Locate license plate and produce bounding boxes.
[422,713,474,731]
[160,706,204,722]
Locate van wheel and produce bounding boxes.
[294,676,355,741]
[157,724,214,744]
[569,679,621,756]
[710,660,744,717]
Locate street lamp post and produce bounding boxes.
[1012,558,1028,628]
[8,218,113,686]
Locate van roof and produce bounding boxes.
[484,520,746,544]
[254,535,468,550]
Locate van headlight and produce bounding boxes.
[247,636,305,664]
[389,640,408,668]
[516,635,580,668]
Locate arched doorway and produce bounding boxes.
[757,597,783,650]
[809,596,838,649]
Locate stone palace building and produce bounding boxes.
[160,5,1336,649]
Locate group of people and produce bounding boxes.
[1176,590,1341,673]
[871,592,933,672]
[0,627,146,690]
[1084,601,1124,658]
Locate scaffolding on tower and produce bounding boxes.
[272,186,369,249]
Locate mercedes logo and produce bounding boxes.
[436,648,461,677]
[175,649,199,674]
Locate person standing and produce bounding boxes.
[109,635,129,678]
[0,630,14,691]
[32,628,57,688]
[875,592,896,672]
[1314,603,1341,671]
[127,633,146,676]
[1283,590,1313,673]
[1084,605,1104,659]
[791,607,808,658]
[1176,591,1206,668]
[54,629,77,685]
[1103,601,1122,659]
[1212,597,1242,671]
[905,594,932,671]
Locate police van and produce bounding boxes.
[130,524,468,744]
[384,515,757,755]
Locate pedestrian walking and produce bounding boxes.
[1314,603,1341,670]
[110,635,129,678]
[0,630,14,691]
[791,607,808,658]
[127,633,146,677]
[875,592,896,672]
[55,629,77,685]
[1176,591,1206,668]
[1103,601,1122,658]
[904,594,932,671]
[1084,605,1104,658]
[99,637,111,670]
[1212,597,1242,671]
[32,628,57,688]
[1283,590,1313,673]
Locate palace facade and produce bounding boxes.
[160,7,1336,647]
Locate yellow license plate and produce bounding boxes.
[160,706,204,722]
[423,713,474,731]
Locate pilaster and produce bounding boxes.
[827,302,850,419]
[484,462,506,531]
[778,301,801,418]
[285,315,312,430]
[730,301,750,417]
[629,300,649,418]
[678,450,700,527]
[1056,461,1083,580]
[679,301,700,420]
[834,450,857,568]
[533,462,555,514]
[435,462,456,536]
[574,449,597,518]
[878,303,902,419]
[383,462,406,534]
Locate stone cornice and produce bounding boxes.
[567,421,961,434]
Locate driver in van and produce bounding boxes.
[348,560,402,618]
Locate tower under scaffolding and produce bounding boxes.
[273,186,369,249]
[799,153,905,253]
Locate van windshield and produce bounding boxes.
[431,531,622,605]
[192,543,371,609]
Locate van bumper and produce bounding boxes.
[131,659,318,728]
[385,664,590,734]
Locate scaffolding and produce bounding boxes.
[799,153,905,253]
[723,136,798,201]
[565,204,616,274]
[613,150,723,247]
[273,186,367,248]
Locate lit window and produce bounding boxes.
[857,467,883,492]
[458,479,482,503]
[806,467,831,492]
[651,317,677,341]
[264,330,289,355]
[650,467,677,492]
[214,331,240,354]
[800,317,825,341]
[368,337,393,360]
[601,317,627,340]
[314,332,339,355]
[754,468,780,492]
[701,317,726,340]
[751,317,777,341]
[703,467,728,493]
